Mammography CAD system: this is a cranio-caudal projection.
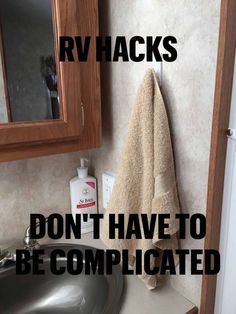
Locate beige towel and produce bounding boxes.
[101,69,180,289]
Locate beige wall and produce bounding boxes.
[91,0,220,307]
[0,151,91,246]
[0,0,220,308]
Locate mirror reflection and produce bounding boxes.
[0,0,60,124]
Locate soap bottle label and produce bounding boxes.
[70,178,97,233]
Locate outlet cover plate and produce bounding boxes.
[102,172,115,209]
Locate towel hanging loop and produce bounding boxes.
[154,62,163,86]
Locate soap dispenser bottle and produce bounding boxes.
[70,158,97,234]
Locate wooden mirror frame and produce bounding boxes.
[0,0,84,146]
[200,0,236,313]
[0,0,101,162]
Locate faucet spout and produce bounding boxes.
[23,217,49,250]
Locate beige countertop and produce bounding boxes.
[41,233,197,314]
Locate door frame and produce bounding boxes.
[200,0,236,313]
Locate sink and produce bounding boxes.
[0,244,124,314]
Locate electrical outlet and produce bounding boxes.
[102,172,115,209]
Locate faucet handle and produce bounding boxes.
[0,248,7,260]
[0,249,16,268]
[0,248,10,258]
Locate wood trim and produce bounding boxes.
[200,0,236,313]
[0,0,83,146]
[185,307,198,314]
[0,134,101,162]
[0,0,101,162]
[0,19,12,122]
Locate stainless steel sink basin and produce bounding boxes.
[0,244,124,314]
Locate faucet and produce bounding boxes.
[0,249,16,268]
[0,218,48,268]
[23,217,48,251]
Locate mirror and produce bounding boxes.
[0,0,60,124]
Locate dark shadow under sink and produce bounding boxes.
[0,244,124,314]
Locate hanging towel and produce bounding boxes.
[101,69,180,289]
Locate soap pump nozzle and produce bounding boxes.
[78,158,89,179]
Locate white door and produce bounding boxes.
[214,55,236,314]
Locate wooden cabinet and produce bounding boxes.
[0,0,101,162]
